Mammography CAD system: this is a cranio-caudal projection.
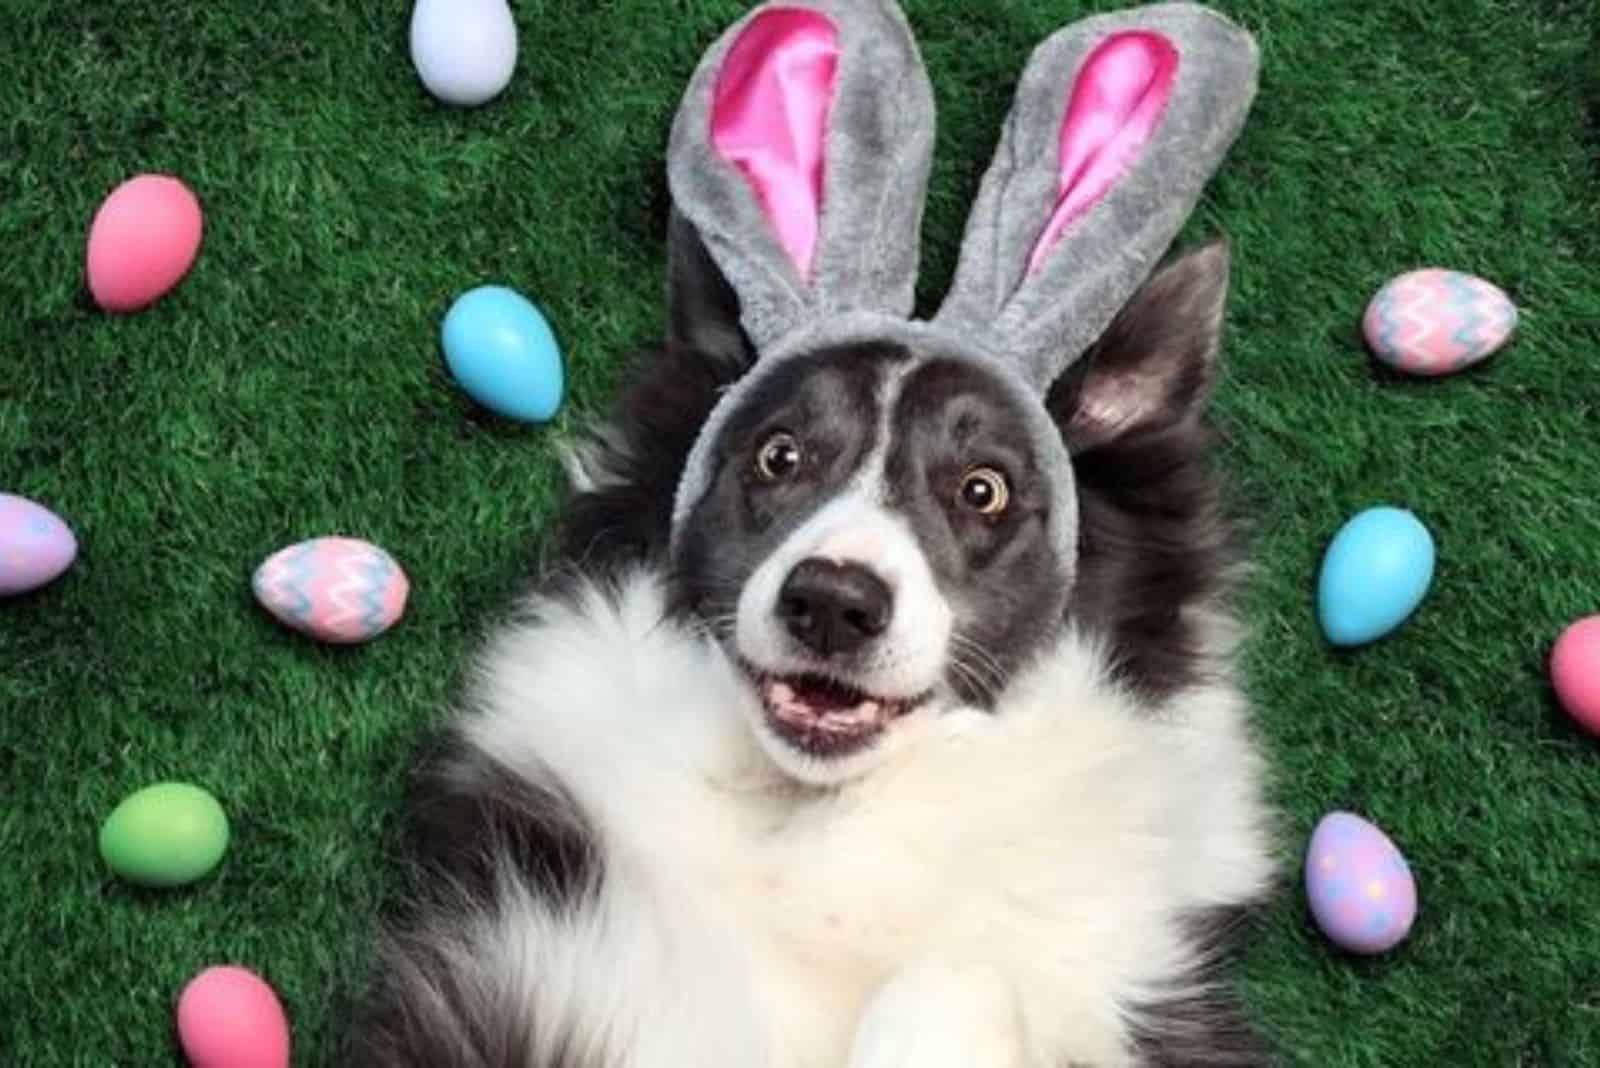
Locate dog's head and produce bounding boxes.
[672,220,1231,782]
[654,0,1255,782]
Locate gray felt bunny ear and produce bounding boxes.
[934,3,1259,391]
[663,1,1260,573]
[665,0,935,355]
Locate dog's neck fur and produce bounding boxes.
[450,566,1273,1066]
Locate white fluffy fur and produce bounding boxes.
[460,568,1276,1067]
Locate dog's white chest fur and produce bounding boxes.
[461,570,1275,1067]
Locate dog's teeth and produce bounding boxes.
[753,666,928,748]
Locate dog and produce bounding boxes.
[349,221,1278,1068]
[352,2,1278,1063]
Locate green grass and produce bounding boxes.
[3,0,1598,1063]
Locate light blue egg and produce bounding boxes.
[1316,506,1435,646]
[441,284,563,423]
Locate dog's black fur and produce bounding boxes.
[349,216,1270,1067]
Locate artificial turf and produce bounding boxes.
[2,0,1598,1063]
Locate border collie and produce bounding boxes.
[353,0,1279,1058]
[349,213,1278,1065]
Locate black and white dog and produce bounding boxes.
[350,204,1279,1065]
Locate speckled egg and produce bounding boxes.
[252,536,409,644]
[177,965,290,1068]
[1551,614,1600,736]
[1305,811,1417,955]
[99,782,229,888]
[1317,506,1435,647]
[1362,268,1517,376]
[0,493,77,596]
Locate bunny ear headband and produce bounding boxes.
[666,0,1259,582]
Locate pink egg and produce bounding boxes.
[1304,811,1416,955]
[176,965,290,1068]
[1362,268,1517,376]
[0,492,77,596]
[1551,615,1600,735]
[252,536,410,644]
[86,174,204,313]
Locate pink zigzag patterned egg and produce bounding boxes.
[1362,268,1517,377]
[252,536,409,644]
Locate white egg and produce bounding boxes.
[410,0,518,108]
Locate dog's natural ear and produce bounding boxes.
[666,207,756,376]
[1047,238,1230,452]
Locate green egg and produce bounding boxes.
[98,782,229,888]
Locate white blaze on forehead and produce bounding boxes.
[796,494,914,588]
[812,522,887,567]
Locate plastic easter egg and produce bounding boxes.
[177,965,291,1068]
[1551,615,1600,735]
[0,493,77,596]
[1362,268,1517,377]
[99,782,229,888]
[1316,506,1435,647]
[410,0,518,107]
[441,285,563,423]
[252,536,409,644]
[86,174,204,313]
[1305,811,1417,955]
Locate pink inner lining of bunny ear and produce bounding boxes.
[711,8,840,280]
[1025,31,1179,276]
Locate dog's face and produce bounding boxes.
[668,226,1231,785]
[676,345,1068,781]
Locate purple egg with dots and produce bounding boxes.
[1304,811,1417,955]
[0,493,78,596]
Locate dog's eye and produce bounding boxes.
[958,467,1010,515]
[754,431,803,482]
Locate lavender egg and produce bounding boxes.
[1305,811,1417,955]
[0,493,77,596]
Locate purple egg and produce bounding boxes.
[0,493,78,596]
[1304,811,1417,955]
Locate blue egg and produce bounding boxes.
[441,285,563,423]
[1316,506,1435,646]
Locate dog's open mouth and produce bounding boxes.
[744,664,930,758]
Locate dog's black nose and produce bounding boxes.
[777,558,893,657]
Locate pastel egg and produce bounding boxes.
[442,285,563,423]
[1317,506,1435,647]
[0,492,77,596]
[99,782,229,888]
[86,174,204,313]
[177,965,290,1068]
[1362,268,1517,377]
[1551,614,1600,735]
[410,0,518,108]
[1304,811,1417,955]
[252,536,409,644]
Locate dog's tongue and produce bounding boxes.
[764,677,883,729]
